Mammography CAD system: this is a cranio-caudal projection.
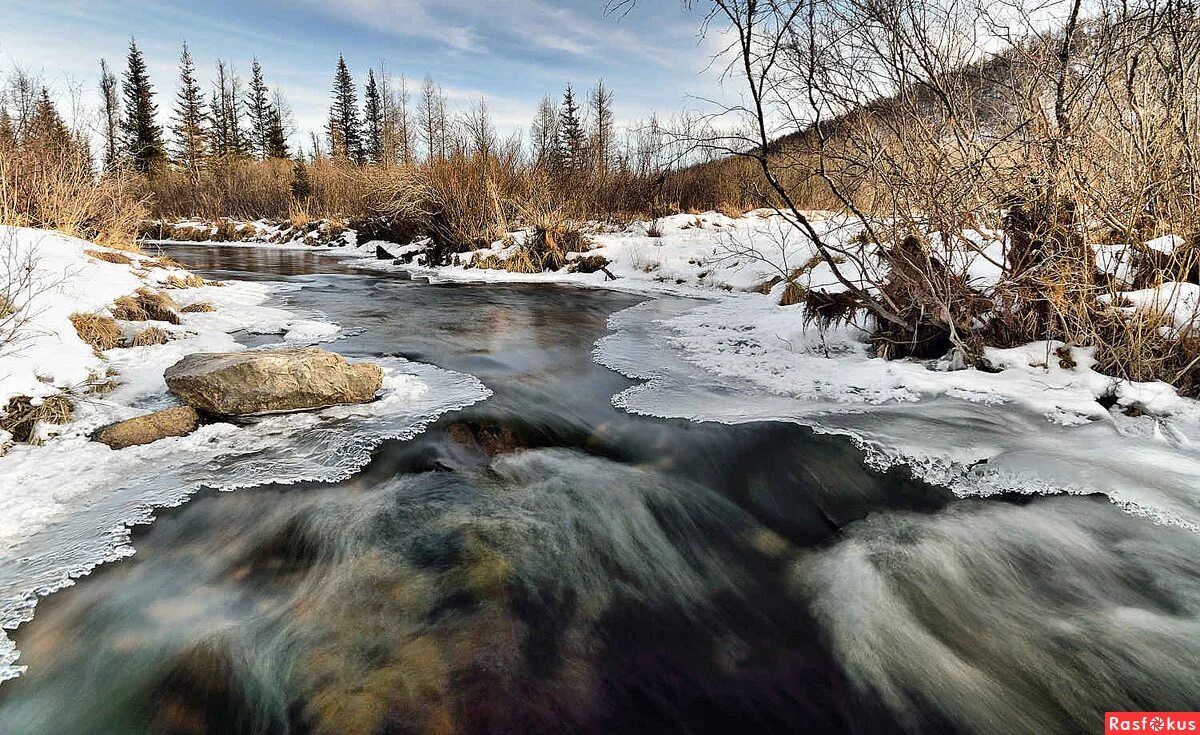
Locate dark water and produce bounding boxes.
[1,246,1197,734]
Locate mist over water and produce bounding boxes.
[1,246,1195,734]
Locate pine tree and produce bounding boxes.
[327,56,363,163]
[291,158,312,200]
[557,83,585,172]
[363,68,384,164]
[119,38,165,173]
[24,88,72,150]
[99,59,120,170]
[246,59,271,159]
[265,105,289,158]
[171,42,209,172]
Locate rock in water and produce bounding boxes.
[164,348,383,416]
[94,406,200,449]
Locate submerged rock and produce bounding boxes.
[94,406,199,449]
[164,348,383,416]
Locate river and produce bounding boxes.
[0,245,1196,734]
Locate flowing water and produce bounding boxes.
[0,246,1196,734]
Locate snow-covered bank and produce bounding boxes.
[150,212,1200,532]
[341,212,1200,532]
[0,227,490,683]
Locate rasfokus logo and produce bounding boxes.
[1106,713,1200,733]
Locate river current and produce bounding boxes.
[0,245,1195,734]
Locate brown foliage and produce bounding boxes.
[69,312,121,351]
[0,143,145,250]
[129,326,169,346]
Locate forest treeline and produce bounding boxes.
[0,37,738,251]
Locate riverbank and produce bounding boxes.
[0,227,490,682]
[191,210,1200,533]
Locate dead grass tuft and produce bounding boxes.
[144,256,185,270]
[129,326,169,346]
[134,288,180,324]
[164,274,206,289]
[778,280,806,306]
[69,312,121,351]
[84,249,132,266]
[110,289,180,324]
[110,296,149,322]
[1093,308,1200,397]
[181,302,215,313]
[1,393,73,443]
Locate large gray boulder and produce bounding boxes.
[94,406,199,449]
[164,348,383,416]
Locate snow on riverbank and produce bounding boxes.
[0,227,491,683]
[344,212,1200,531]
[147,212,1200,531]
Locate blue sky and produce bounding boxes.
[0,0,732,151]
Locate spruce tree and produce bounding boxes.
[327,56,363,163]
[557,83,585,172]
[266,106,289,158]
[246,59,271,159]
[290,158,312,200]
[24,88,72,150]
[119,38,165,173]
[363,68,384,164]
[171,42,209,172]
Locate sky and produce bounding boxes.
[0,0,735,152]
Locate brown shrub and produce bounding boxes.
[1,393,73,443]
[181,302,215,313]
[129,326,169,346]
[1093,309,1200,397]
[0,141,145,250]
[84,249,133,266]
[69,312,121,351]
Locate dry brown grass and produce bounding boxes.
[0,143,146,250]
[110,289,180,324]
[1093,308,1200,397]
[84,249,133,266]
[69,312,121,351]
[110,296,149,322]
[778,281,806,306]
[163,274,206,289]
[180,302,215,313]
[144,256,185,270]
[1,393,73,443]
[129,326,169,346]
